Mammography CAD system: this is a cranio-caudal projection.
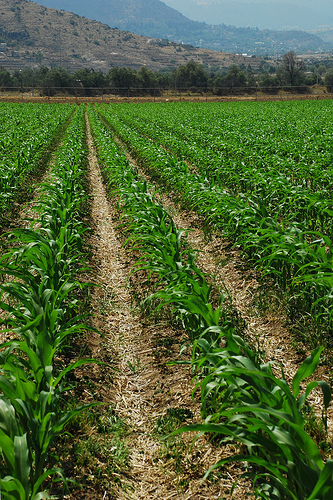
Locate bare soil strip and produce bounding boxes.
[155,198,333,433]
[112,133,302,384]
[83,114,257,499]
[112,131,332,437]
[0,107,330,498]
[1,93,331,105]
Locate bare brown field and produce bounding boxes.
[0,91,332,105]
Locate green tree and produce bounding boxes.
[246,65,256,87]
[16,67,34,87]
[73,68,106,96]
[325,69,333,92]
[224,65,247,88]
[0,66,12,86]
[305,72,321,86]
[45,67,73,89]
[107,66,137,89]
[316,64,326,76]
[174,61,208,90]
[155,70,171,88]
[73,68,106,88]
[259,72,280,94]
[259,72,279,87]
[137,66,155,89]
[277,51,305,86]
[211,72,228,93]
[35,66,49,87]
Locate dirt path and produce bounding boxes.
[115,139,301,385]
[83,113,257,499]
[155,191,333,426]
[108,122,300,384]
[116,137,332,434]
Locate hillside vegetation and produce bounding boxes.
[37,0,328,55]
[0,0,253,73]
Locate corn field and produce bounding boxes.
[1,100,333,499]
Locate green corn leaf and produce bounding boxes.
[14,434,30,496]
[51,402,101,437]
[205,454,291,496]
[318,380,332,411]
[297,381,321,410]
[307,459,333,500]
[0,376,23,406]
[32,493,51,500]
[0,396,20,438]
[0,428,15,471]
[36,391,53,423]
[31,466,66,498]
[292,346,323,398]
[0,476,27,500]
[297,380,331,415]
[54,358,104,386]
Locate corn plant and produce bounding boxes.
[0,106,98,498]
[88,104,333,499]
[173,334,332,500]
[0,103,73,222]
[95,102,333,338]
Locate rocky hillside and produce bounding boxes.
[37,0,328,55]
[0,0,259,72]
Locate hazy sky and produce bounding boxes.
[162,0,333,30]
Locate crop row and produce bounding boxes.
[88,105,333,500]
[0,106,95,499]
[105,102,333,237]
[0,103,73,223]
[110,101,333,191]
[94,103,333,339]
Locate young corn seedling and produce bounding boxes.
[174,334,332,500]
[96,102,333,337]
[0,107,99,498]
[88,104,333,499]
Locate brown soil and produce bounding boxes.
[0,92,331,105]
[112,129,333,443]
[66,113,257,499]
[1,104,330,499]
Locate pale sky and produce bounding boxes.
[162,0,333,30]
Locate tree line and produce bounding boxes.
[1,52,333,96]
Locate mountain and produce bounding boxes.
[0,0,257,73]
[162,0,333,32]
[35,0,328,55]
